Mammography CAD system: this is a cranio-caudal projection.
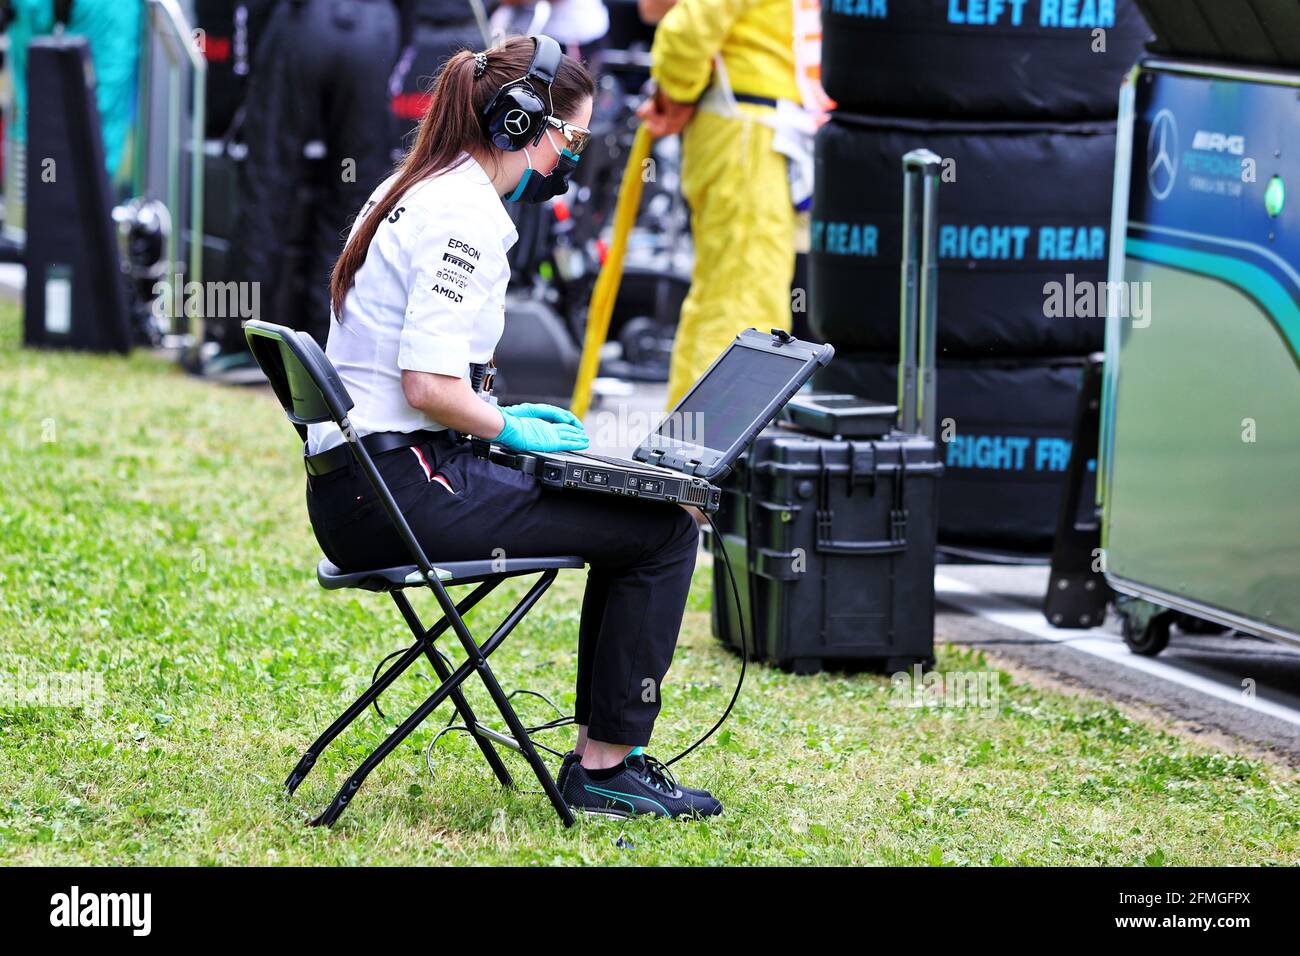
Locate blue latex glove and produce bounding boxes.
[492,405,590,453]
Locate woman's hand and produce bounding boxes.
[492,407,590,453]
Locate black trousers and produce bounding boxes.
[228,0,400,348]
[306,432,700,747]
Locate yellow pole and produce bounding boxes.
[569,125,654,419]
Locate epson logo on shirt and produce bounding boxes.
[448,238,481,260]
[443,252,476,273]
[50,886,152,937]
[431,284,464,303]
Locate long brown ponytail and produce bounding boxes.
[329,36,595,320]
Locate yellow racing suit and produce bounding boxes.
[652,0,800,409]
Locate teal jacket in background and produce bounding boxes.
[7,0,142,175]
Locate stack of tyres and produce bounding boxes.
[822,0,1151,120]
[711,425,942,674]
[810,115,1116,356]
[810,0,1152,554]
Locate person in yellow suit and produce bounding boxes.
[637,0,799,409]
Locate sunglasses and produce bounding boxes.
[544,116,592,157]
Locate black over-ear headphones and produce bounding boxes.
[481,35,563,152]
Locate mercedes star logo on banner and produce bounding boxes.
[1148,109,1179,201]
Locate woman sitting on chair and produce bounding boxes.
[306,34,720,819]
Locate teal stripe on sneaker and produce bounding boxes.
[583,784,669,817]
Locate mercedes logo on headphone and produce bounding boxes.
[1147,109,1179,202]
[504,109,531,137]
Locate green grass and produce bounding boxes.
[1,301,1298,865]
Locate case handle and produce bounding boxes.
[814,444,908,555]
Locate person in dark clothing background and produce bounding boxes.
[229,0,414,348]
[389,1,488,147]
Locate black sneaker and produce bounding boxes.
[556,750,579,793]
[563,753,722,819]
[558,749,714,798]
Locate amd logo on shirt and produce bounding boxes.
[431,284,464,304]
[443,252,476,274]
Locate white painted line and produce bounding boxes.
[936,573,1300,729]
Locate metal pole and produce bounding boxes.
[144,0,208,343]
[897,162,921,434]
[917,158,941,442]
[899,149,942,439]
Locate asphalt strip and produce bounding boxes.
[936,573,1300,730]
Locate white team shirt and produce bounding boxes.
[306,154,518,456]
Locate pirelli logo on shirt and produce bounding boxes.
[447,238,481,261]
[443,252,476,274]
[431,284,464,304]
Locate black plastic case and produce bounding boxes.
[710,423,942,674]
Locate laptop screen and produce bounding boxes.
[650,346,808,453]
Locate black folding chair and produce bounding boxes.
[244,320,582,827]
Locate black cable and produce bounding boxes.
[664,511,746,767]
[368,646,412,722]
[368,644,455,722]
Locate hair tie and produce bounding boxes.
[473,52,488,79]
